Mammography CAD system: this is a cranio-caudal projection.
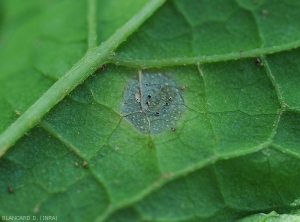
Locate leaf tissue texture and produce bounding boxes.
[0,0,300,222]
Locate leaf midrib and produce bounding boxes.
[0,0,167,157]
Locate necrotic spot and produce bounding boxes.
[122,73,185,134]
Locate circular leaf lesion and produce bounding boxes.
[122,73,185,134]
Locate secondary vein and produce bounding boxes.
[87,0,98,49]
[109,40,300,68]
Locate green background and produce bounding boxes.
[0,0,300,221]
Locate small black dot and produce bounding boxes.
[165,102,169,106]
[146,101,150,105]
[169,97,172,101]
[148,95,152,99]
[99,64,107,71]
[155,112,160,116]
[255,58,263,66]
[146,83,149,86]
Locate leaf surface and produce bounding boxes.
[0,0,300,221]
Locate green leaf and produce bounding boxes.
[1,0,300,221]
[236,211,300,222]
